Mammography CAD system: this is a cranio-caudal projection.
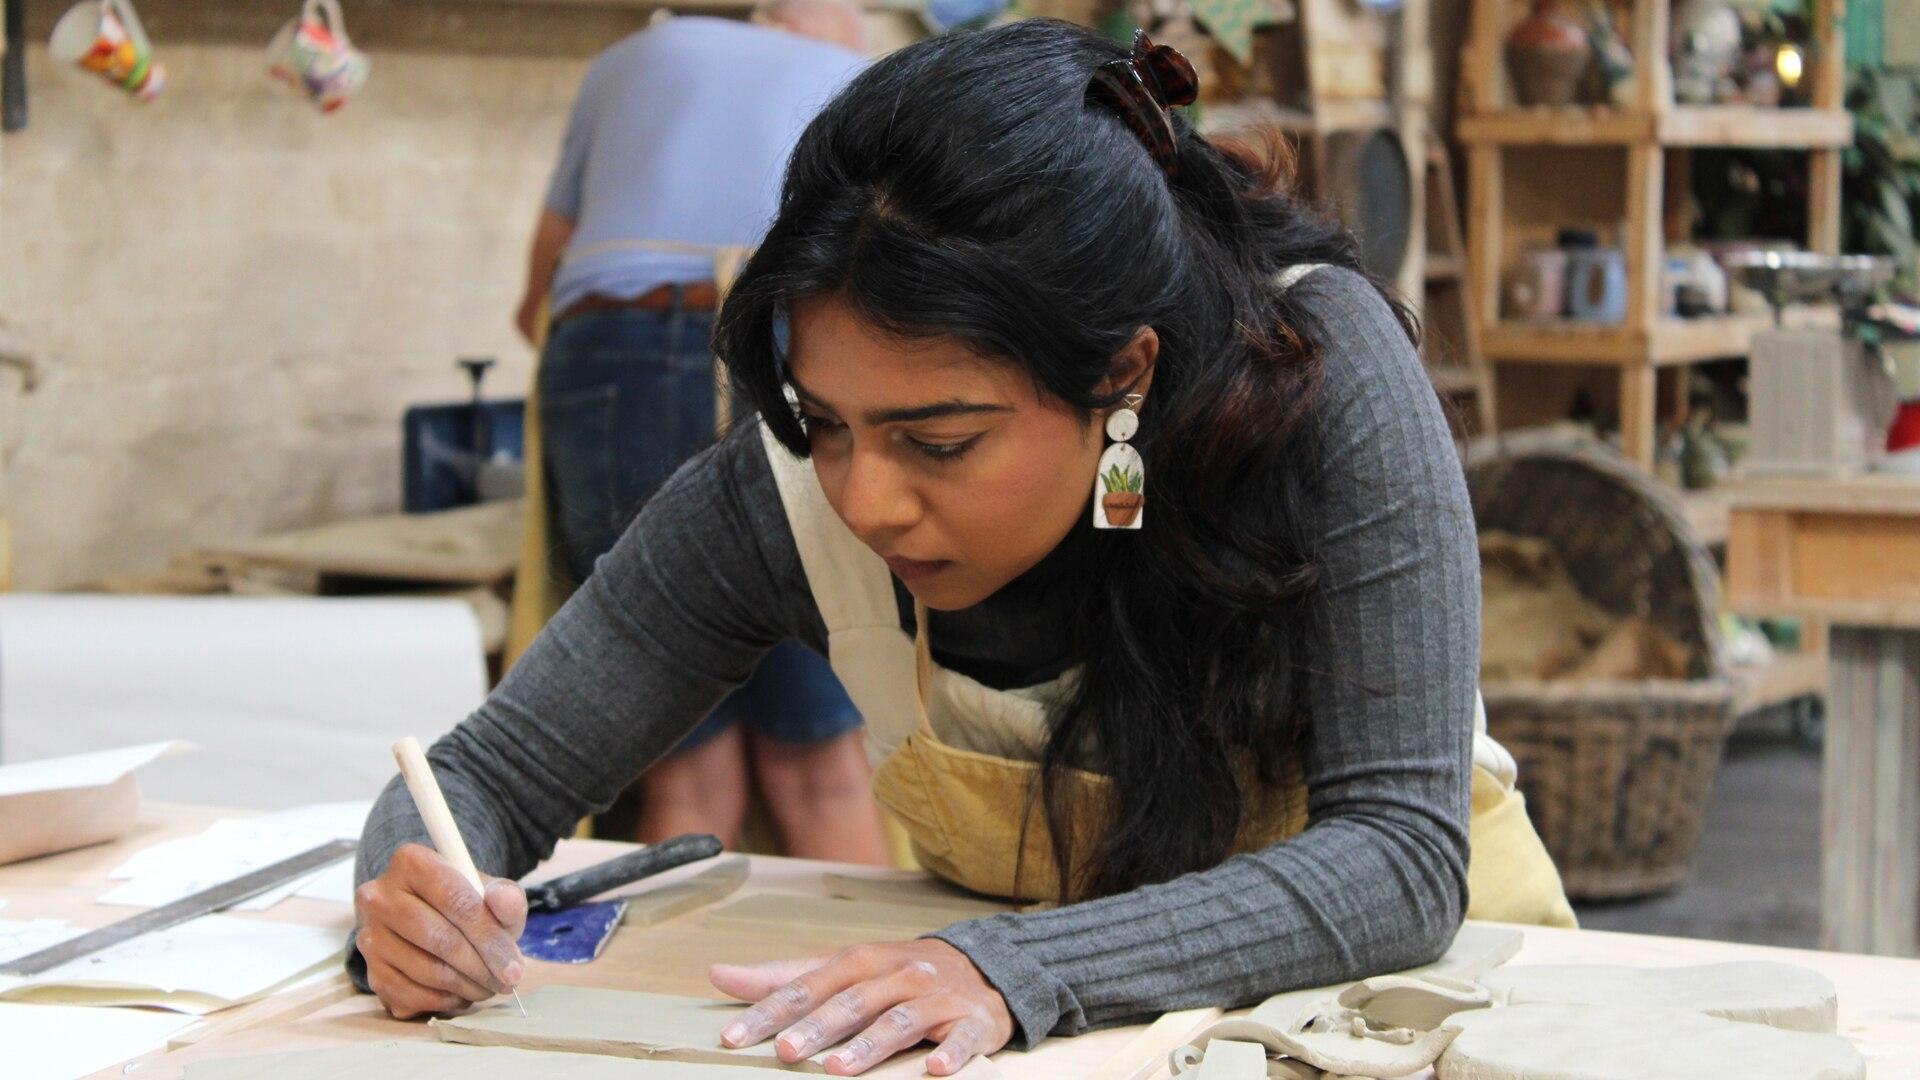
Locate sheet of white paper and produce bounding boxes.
[0,919,76,962]
[295,860,358,905]
[0,595,484,809]
[0,1001,197,1080]
[99,803,370,911]
[0,915,346,1012]
[0,741,189,796]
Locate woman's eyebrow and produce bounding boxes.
[867,401,1013,424]
[787,376,1012,425]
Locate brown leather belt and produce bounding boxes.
[554,282,720,325]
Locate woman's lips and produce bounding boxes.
[884,555,952,583]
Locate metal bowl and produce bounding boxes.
[1721,250,1897,309]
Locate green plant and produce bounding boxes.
[1843,66,1920,295]
[1102,463,1143,494]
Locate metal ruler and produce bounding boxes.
[0,837,358,977]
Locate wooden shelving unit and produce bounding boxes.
[1200,0,1502,423]
[1199,0,1435,306]
[1461,0,1851,470]
[1734,644,1829,716]
[1458,103,1854,146]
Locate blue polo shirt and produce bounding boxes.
[545,17,865,314]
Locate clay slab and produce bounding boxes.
[433,986,827,1071]
[622,856,750,928]
[1480,962,1839,1033]
[820,872,1013,921]
[1438,1003,1865,1080]
[185,1040,780,1078]
[706,893,985,937]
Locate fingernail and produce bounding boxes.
[928,1052,948,1073]
[825,1053,850,1071]
[721,1022,746,1046]
[504,961,523,984]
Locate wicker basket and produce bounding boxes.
[1467,433,1738,900]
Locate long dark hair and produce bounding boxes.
[716,19,1415,899]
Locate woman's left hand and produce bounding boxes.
[709,940,1014,1076]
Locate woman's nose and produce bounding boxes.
[831,445,921,542]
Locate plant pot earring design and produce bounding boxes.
[1093,394,1145,530]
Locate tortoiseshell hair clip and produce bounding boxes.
[1085,30,1200,178]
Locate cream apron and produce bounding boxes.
[756,265,1577,925]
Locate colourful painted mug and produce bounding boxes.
[49,0,165,101]
[267,0,368,113]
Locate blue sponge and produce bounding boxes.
[519,899,628,964]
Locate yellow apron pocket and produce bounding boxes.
[1466,765,1578,928]
[872,735,955,863]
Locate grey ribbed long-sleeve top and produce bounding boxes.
[349,266,1482,1048]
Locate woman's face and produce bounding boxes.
[786,295,1154,610]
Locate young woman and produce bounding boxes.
[350,20,1574,1077]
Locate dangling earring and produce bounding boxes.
[1093,394,1145,530]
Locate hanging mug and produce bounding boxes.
[267,0,369,113]
[49,0,165,101]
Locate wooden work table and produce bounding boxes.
[1,804,1917,1077]
[1725,474,1920,958]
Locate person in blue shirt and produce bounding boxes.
[512,2,885,863]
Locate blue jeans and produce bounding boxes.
[539,301,860,752]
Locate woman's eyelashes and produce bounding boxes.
[801,412,981,463]
[907,434,982,462]
[799,412,845,438]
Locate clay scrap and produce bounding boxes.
[1191,1039,1272,1079]
[1480,961,1839,1033]
[1165,933,1862,1080]
[1436,1003,1864,1080]
[1336,973,1492,1031]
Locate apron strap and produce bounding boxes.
[759,422,924,758]
[914,599,934,726]
[757,423,904,635]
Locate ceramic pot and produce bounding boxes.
[1506,3,1590,106]
[1566,245,1628,324]
[1505,247,1570,320]
[1102,493,1143,528]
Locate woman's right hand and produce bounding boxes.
[353,842,529,1018]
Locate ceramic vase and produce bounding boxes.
[1506,2,1590,106]
[1505,248,1570,320]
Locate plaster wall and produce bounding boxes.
[2,36,583,588]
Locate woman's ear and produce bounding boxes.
[1100,326,1159,403]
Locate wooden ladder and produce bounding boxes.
[1420,138,1496,436]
